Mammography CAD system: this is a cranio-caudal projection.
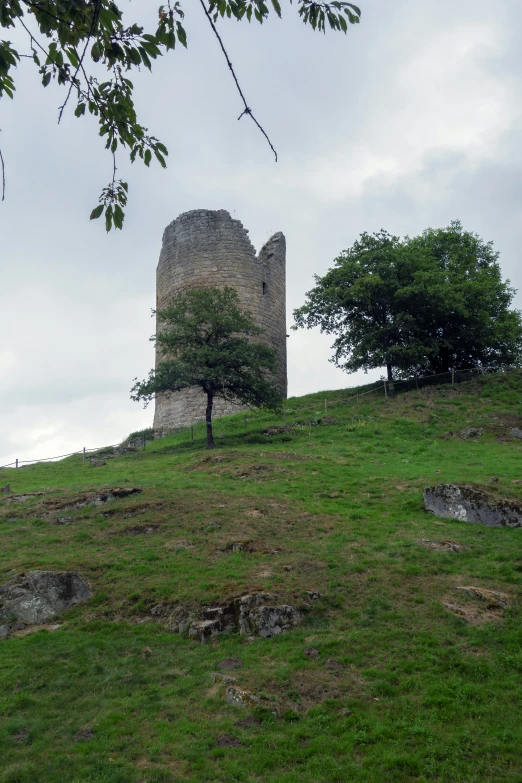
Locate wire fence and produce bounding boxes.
[0,366,497,469]
[0,436,149,471]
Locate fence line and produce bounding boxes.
[0,366,499,469]
[0,442,128,471]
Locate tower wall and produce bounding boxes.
[153,209,287,432]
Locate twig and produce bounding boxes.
[198,0,278,162]
[58,0,102,123]
[0,143,5,201]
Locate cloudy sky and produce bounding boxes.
[1,0,521,465]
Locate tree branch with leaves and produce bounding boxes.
[0,0,361,227]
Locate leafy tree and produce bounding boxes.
[293,222,522,385]
[131,286,283,448]
[407,221,522,376]
[0,0,361,228]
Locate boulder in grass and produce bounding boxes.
[0,570,91,625]
[424,484,522,528]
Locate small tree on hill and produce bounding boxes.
[293,222,522,385]
[131,286,282,448]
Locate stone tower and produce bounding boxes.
[153,209,287,432]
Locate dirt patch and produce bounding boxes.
[418,539,465,553]
[223,540,283,555]
[245,509,266,518]
[218,657,243,670]
[121,523,160,535]
[443,585,510,625]
[40,487,143,513]
[235,715,261,729]
[4,492,49,504]
[164,538,195,550]
[101,502,160,519]
[232,465,273,479]
[216,735,243,748]
[74,728,94,742]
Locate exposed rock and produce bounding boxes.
[5,492,47,504]
[1,484,10,494]
[90,459,106,467]
[170,592,302,641]
[218,657,243,670]
[166,606,194,634]
[55,516,73,525]
[306,590,323,600]
[510,427,522,439]
[0,570,91,624]
[417,539,463,552]
[424,484,522,527]
[0,624,10,639]
[67,487,142,509]
[304,647,321,659]
[460,427,482,439]
[236,593,302,638]
[211,672,237,685]
[456,586,509,609]
[225,686,260,708]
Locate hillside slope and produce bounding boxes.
[1,373,522,782]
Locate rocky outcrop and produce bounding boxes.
[0,571,91,627]
[164,592,302,642]
[424,484,522,527]
[460,427,482,439]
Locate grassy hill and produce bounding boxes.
[1,373,522,783]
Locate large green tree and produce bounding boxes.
[293,222,522,385]
[0,0,361,228]
[131,286,282,448]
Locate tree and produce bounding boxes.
[131,286,283,448]
[292,222,522,385]
[0,0,362,228]
[406,221,522,376]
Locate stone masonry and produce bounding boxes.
[153,209,287,432]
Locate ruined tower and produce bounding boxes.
[153,209,287,432]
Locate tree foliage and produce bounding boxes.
[0,0,361,226]
[293,221,522,382]
[131,286,283,448]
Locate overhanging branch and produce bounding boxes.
[198,0,278,162]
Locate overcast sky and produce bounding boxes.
[1,0,521,465]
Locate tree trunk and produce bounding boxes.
[206,391,215,449]
[386,363,395,395]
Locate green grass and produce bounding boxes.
[1,372,522,782]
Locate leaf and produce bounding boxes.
[114,204,125,230]
[144,149,152,167]
[42,71,51,87]
[105,205,113,233]
[90,204,104,220]
[74,103,86,117]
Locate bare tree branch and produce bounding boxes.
[198,0,278,163]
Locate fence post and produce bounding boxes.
[142,433,145,451]
[384,381,387,400]
[15,459,18,469]
[191,424,194,443]
[324,398,327,414]
[83,447,86,462]
[451,367,455,386]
